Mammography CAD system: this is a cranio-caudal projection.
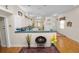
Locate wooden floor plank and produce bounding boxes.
[55,33,79,53]
[0,47,22,53]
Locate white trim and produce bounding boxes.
[0,7,13,15]
[0,16,11,47]
[4,17,11,47]
[0,7,13,47]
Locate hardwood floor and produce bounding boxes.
[0,33,79,53]
[0,47,21,53]
[55,33,79,53]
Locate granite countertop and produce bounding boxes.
[15,31,57,33]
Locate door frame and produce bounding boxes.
[0,15,10,47]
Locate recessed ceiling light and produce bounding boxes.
[53,13,58,16]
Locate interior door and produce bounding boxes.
[0,17,6,46]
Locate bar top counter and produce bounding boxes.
[15,31,57,33]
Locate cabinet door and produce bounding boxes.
[14,15,23,29]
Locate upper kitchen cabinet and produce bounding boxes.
[44,17,57,31]
[13,14,27,30]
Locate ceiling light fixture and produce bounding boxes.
[27,5,31,7]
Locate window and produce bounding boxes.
[59,20,65,29]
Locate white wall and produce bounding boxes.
[57,7,79,42]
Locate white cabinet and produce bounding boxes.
[44,17,56,31]
[14,15,23,29]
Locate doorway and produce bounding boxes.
[0,17,6,47]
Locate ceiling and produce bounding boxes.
[21,5,78,17]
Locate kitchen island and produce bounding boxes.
[14,31,56,47]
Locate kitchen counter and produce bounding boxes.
[15,31,57,33]
[14,31,56,47]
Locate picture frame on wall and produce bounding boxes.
[18,11,23,16]
[67,21,72,27]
